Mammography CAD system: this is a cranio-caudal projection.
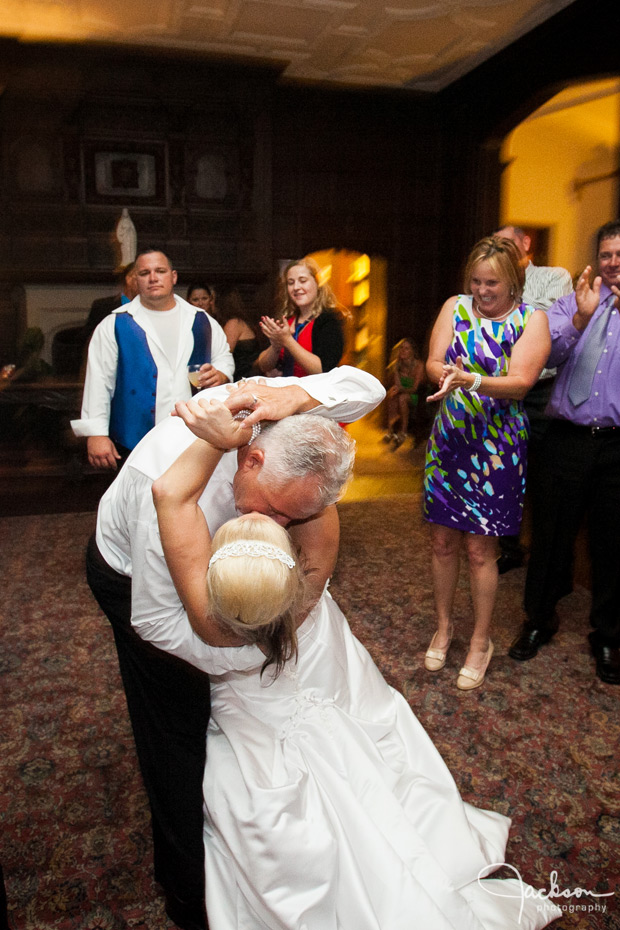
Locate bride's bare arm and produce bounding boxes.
[289,505,339,625]
[152,438,245,646]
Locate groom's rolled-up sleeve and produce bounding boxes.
[259,366,386,422]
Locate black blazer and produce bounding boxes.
[84,294,123,339]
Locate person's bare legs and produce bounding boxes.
[397,393,410,436]
[463,533,499,669]
[429,524,462,650]
[386,389,399,435]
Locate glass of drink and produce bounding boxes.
[188,364,202,390]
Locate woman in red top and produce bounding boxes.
[257,258,345,377]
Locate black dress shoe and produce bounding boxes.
[497,553,524,575]
[589,634,620,685]
[164,892,208,930]
[509,619,558,661]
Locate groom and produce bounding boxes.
[86,367,384,930]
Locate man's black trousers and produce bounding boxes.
[524,419,620,646]
[85,534,211,910]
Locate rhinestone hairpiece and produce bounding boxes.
[209,540,296,569]
[233,408,261,445]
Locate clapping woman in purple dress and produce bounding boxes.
[423,236,550,689]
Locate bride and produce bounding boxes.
[151,403,560,930]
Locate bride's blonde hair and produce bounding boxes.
[208,516,304,676]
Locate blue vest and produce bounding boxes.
[109,310,212,450]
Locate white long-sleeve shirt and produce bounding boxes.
[71,295,234,439]
[94,367,386,661]
[524,262,573,313]
[523,262,574,380]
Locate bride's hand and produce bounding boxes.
[172,398,253,449]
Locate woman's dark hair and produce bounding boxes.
[217,287,261,335]
[186,282,216,302]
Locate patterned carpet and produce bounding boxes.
[1,499,618,929]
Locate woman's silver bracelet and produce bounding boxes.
[468,373,482,392]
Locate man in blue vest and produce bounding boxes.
[72,249,234,469]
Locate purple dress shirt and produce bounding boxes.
[546,284,620,427]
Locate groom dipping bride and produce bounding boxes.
[86,368,561,930]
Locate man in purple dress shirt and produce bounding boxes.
[509,220,620,684]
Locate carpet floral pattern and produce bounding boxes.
[1,499,618,929]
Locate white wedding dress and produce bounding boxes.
[196,588,560,930]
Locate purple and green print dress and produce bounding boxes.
[424,295,533,536]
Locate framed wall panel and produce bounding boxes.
[82,142,167,205]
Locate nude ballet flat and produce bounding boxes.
[424,629,452,672]
[457,640,494,691]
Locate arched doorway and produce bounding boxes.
[499,78,620,275]
[305,249,388,419]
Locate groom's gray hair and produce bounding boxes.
[254,415,355,507]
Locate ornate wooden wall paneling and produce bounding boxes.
[0,43,273,293]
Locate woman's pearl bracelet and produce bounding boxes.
[233,409,262,444]
[468,373,482,392]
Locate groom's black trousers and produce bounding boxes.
[86,534,211,912]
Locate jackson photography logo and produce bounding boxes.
[478,864,615,923]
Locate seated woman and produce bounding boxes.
[257,258,345,377]
[384,337,426,448]
[151,412,559,930]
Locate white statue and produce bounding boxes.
[116,208,137,266]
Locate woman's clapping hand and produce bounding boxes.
[427,357,473,402]
[259,316,293,348]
